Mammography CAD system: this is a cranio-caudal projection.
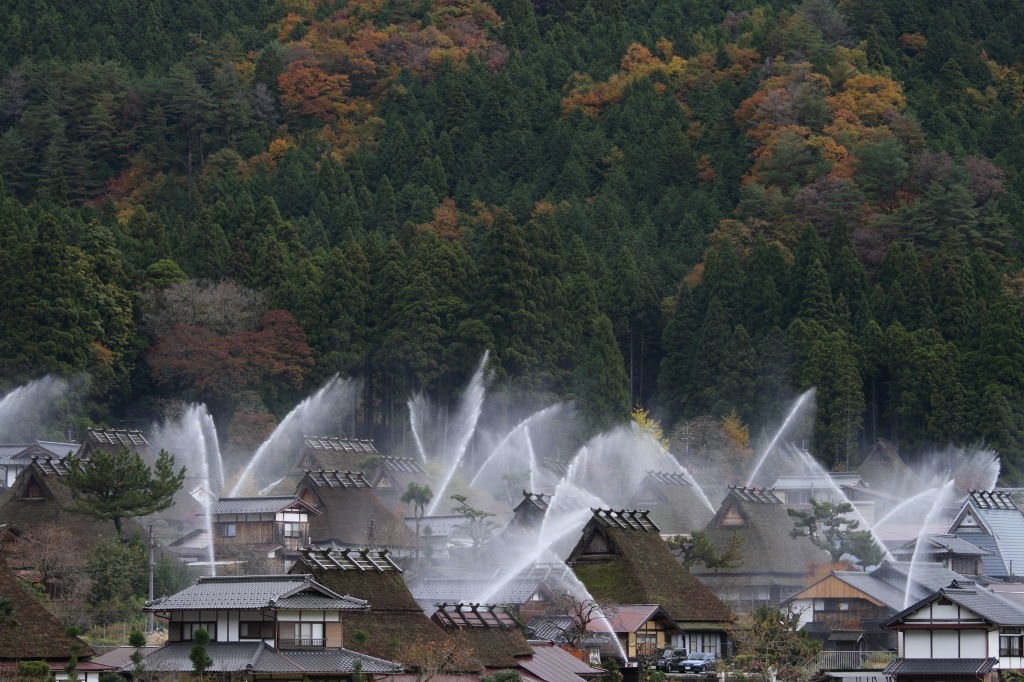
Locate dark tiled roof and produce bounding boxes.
[591,509,659,531]
[208,496,319,515]
[144,575,366,611]
[884,658,996,675]
[305,470,372,488]
[304,437,378,453]
[132,641,401,674]
[891,534,994,559]
[884,580,1024,628]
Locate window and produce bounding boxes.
[182,623,216,641]
[283,523,302,538]
[240,621,275,639]
[219,523,236,537]
[636,634,658,657]
[280,622,325,648]
[1001,628,1023,657]
[24,484,42,499]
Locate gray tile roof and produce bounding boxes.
[131,642,401,674]
[274,593,368,609]
[34,441,80,458]
[132,642,285,673]
[884,658,997,675]
[208,496,316,515]
[892,534,994,560]
[0,445,31,461]
[282,649,402,673]
[877,561,967,594]
[144,575,367,611]
[827,571,913,611]
[942,584,1024,625]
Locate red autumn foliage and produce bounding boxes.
[148,310,314,399]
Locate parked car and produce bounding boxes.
[654,648,688,672]
[679,652,717,673]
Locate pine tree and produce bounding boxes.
[703,237,745,325]
[802,331,865,467]
[574,314,630,433]
[322,242,371,376]
[897,246,936,331]
[275,258,327,369]
[798,259,836,327]
[788,223,831,320]
[226,237,254,285]
[688,297,734,416]
[254,236,290,290]
[754,325,796,427]
[190,210,230,281]
[828,214,871,328]
[657,283,698,422]
[375,176,398,237]
[933,255,975,344]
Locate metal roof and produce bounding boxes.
[380,456,425,473]
[300,547,403,572]
[884,658,997,675]
[591,509,659,531]
[143,575,366,612]
[207,496,319,516]
[305,470,372,488]
[968,490,1017,510]
[404,515,468,538]
[432,604,519,628]
[727,486,782,504]
[304,436,378,453]
[521,642,604,682]
[644,471,693,487]
[604,605,664,633]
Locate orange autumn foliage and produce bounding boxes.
[827,74,905,126]
[278,60,352,122]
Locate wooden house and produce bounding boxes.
[602,604,686,659]
[209,496,320,570]
[891,534,993,577]
[629,471,715,535]
[690,486,831,612]
[296,470,416,549]
[882,580,1024,682]
[139,574,403,678]
[568,509,733,657]
[946,491,1024,579]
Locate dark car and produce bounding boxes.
[679,652,717,673]
[654,648,688,672]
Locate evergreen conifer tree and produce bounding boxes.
[375,176,399,237]
[657,283,698,422]
[788,223,831,320]
[798,259,836,327]
[575,314,630,433]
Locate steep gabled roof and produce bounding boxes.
[412,578,550,611]
[287,437,380,477]
[370,457,430,502]
[568,509,732,625]
[297,472,414,547]
[856,439,927,498]
[891,533,993,561]
[79,429,151,461]
[691,487,830,583]
[631,471,715,535]
[430,604,534,668]
[883,579,1024,628]
[0,554,94,660]
[947,490,1024,577]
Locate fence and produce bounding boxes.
[815,651,896,670]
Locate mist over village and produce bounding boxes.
[4,0,1024,679]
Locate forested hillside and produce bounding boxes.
[3,0,1024,477]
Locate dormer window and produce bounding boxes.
[585,533,609,554]
[719,505,745,527]
[23,482,42,499]
[378,476,392,489]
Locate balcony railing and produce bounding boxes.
[816,651,895,671]
[279,638,326,649]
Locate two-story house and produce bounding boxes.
[208,496,321,571]
[882,580,1024,682]
[140,574,403,678]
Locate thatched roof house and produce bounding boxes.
[368,456,429,508]
[297,471,415,548]
[0,458,134,565]
[0,553,93,661]
[267,436,380,495]
[78,428,151,461]
[690,487,831,612]
[567,509,732,630]
[630,471,715,535]
[430,604,534,668]
[857,439,927,500]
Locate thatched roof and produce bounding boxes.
[857,439,927,499]
[297,471,416,547]
[0,553,93,660]
[630,471,715,535]
[291,548,480,668]
[78,429,151,461]
[568,509,732,626]
[370,457,430,508]
[0,459,133,567]
[431,605,533,668]
[690,487,831,586]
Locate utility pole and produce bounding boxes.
[148,524,154,634]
